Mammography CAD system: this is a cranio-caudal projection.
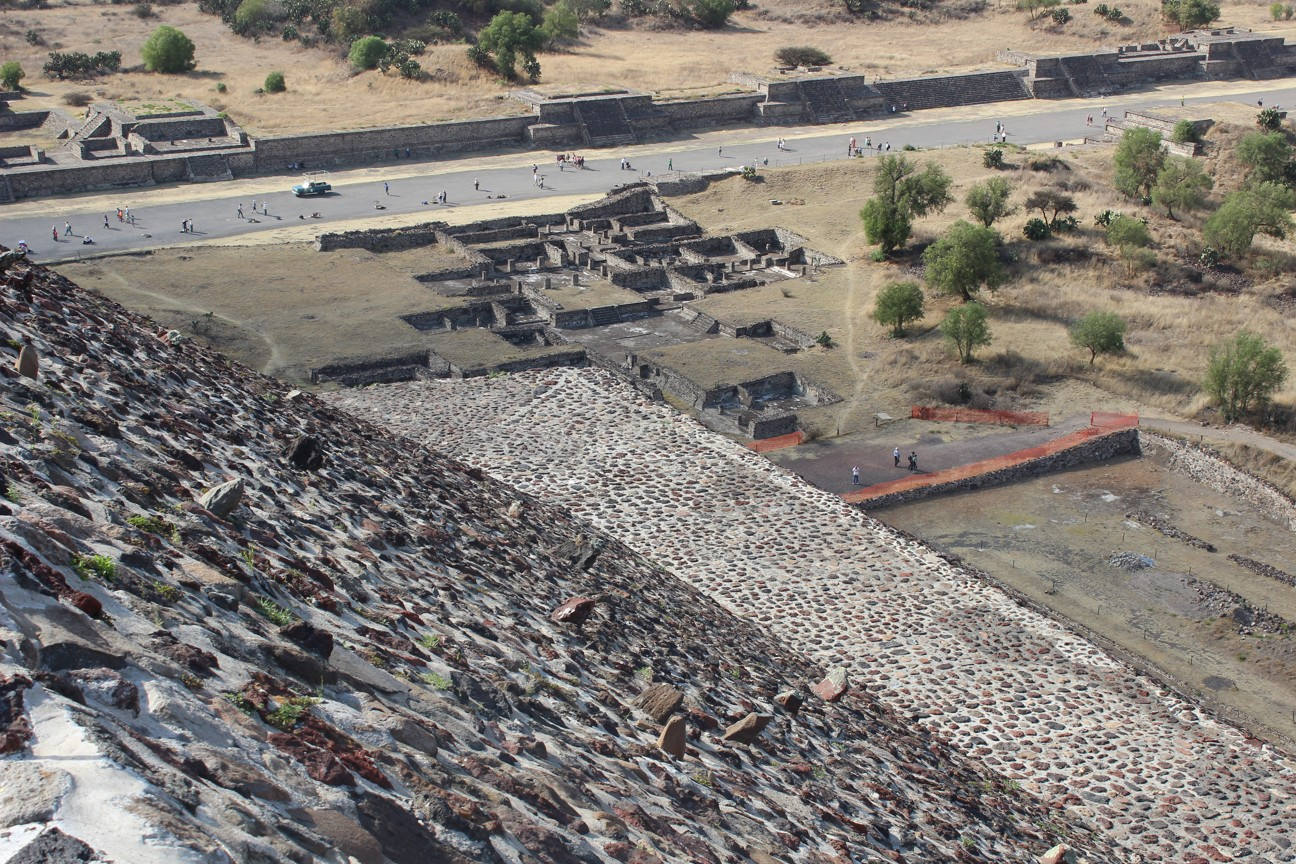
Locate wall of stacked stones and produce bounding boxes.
[862,428,1140,509]
[5,156,190,198]
[315,221,448,252]
[1143,430,1296,530]
[657,94,764,127]
[250,116,534,172]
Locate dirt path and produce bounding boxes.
[1141,416,1296,462]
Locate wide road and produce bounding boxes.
[4,79,1296,260]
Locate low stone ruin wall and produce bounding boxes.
[1142,431,1296,530]
[315,221,447,252]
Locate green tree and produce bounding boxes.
[1024,188,1077,227]
[476,10,544,79]
[0,61,24,91]
[1151,156,1213,218]
[1204,183,1296,258]
[691,0,737,27]
[542,0,581,43]
[872,281,925,337]
[924,221,1006,302]
[1018,0,1061,19]
[349,35,387,70]
[234,0,282,30]
[1236,130,1292,185]
[1204,330,1289,422]
[964,177,1015,227]
[1069,311,1127,365]
[859,155,953,254]
[1273,0,1286,18]
[140,25,196,74]
[331,5,369,43]
[775,46,831,67]
[860,199,912,256]
[1113,127,1166,199]
[263,70,286,92]
[941,302,992,364]
[1162,0,1220,27]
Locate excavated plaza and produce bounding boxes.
[330,368,1296,864]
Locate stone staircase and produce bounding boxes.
[1232,39,1283,79]
[572,99,637,148]
[0,176,13,204]
[1058,55,1114,96]
[874,71,1029,111]
[66,113,112,145]
[185,153,233,182]
[796,79,856,124]
[588,305,621,326]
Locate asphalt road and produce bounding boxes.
[5,81,1296,260]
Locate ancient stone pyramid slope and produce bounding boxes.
[331,369,1296,864]
[0,264,1117,862]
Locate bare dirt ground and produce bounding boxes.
[878,446,1296,747]
[2,0,1294,134]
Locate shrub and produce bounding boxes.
[1051,6,1071,23]
[1272,0,1285,18]
[43,51,122,80]
[62,91,92,107]
[1204,330,1288,422]
[1094,2,1109,13]
[542,0,581,43]
[234,0,281,29]
[1023,217,1051,240]
[872,281,925,337]
[1256,107,1283,131]
[476,11,544,79]
[691,0,736,26]
[349,35,387,70]
[0,62,24,91]
[1171,119,1198,144]
[215,81,227,92]
[428,9,462,30]
[775,46,832,67]
[264,70,286,92]
[72,553,117,583]
[141,26,196,74]
[133,2,154,18]
[24,29,42,45]
[1106,6,1123,19]
[983,148,1005,169]
[1162,0,1219,28]
[253,596,294,625]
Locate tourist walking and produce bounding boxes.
[668,158,673,171]
[908,451,918,472]
[849,136,856,156]
[51,226,58,242]
[473,178,479,190]
[893,446,901,467]
[63,220,72,237]
[851,465,860,486]
[383,182,390,195]
[237,205,244,219]
[103,214,109,229]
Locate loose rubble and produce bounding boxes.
[1108,552,1156,571]
[0,262,1117,860]
[331,368,1296,864]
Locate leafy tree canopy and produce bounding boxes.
[141,25,196,73]
[1069,311,1127,364]
[1151,155,1213,218]
[924,220,1006,303]
[1204,330,1288,422]
[964,177,1015,227]
[872,281,925,337]
[1113,126,1166,198]
[941,302,992,364]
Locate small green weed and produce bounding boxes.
[240,545,257,574]
[152,581,182,603]
[127,514,174,537]
[417,633,441,650]
[634,665,653,683]
[960,835,976,850]
[180,672,202,690]
[3,486,20,504]
[72,553,117,583]
[265,694,320,730]
[253,596,294,626]
[691,770,714,788]
[420,671,452,689]
[224,692,257,715]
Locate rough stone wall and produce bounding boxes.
[252,116,533,171]
[657,94,764,127]
[1142,431,1296,530]
[859,428,1140,509]
[314,221,447,252]
[4,158,192,198]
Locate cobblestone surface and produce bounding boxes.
[332,368,1296,864]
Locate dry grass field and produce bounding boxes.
[2,0,1294,135]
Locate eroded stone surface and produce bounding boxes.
[332,368,1296,864]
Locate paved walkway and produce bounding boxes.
[330,368,1296,864]
[7,79,1296,261]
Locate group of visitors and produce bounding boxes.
[850,447,920,486]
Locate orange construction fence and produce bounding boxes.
[1090,411,1139,429]
[911,405,1050,427]
[746,430,806,453]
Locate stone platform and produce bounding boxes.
[330,368,1296,864]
